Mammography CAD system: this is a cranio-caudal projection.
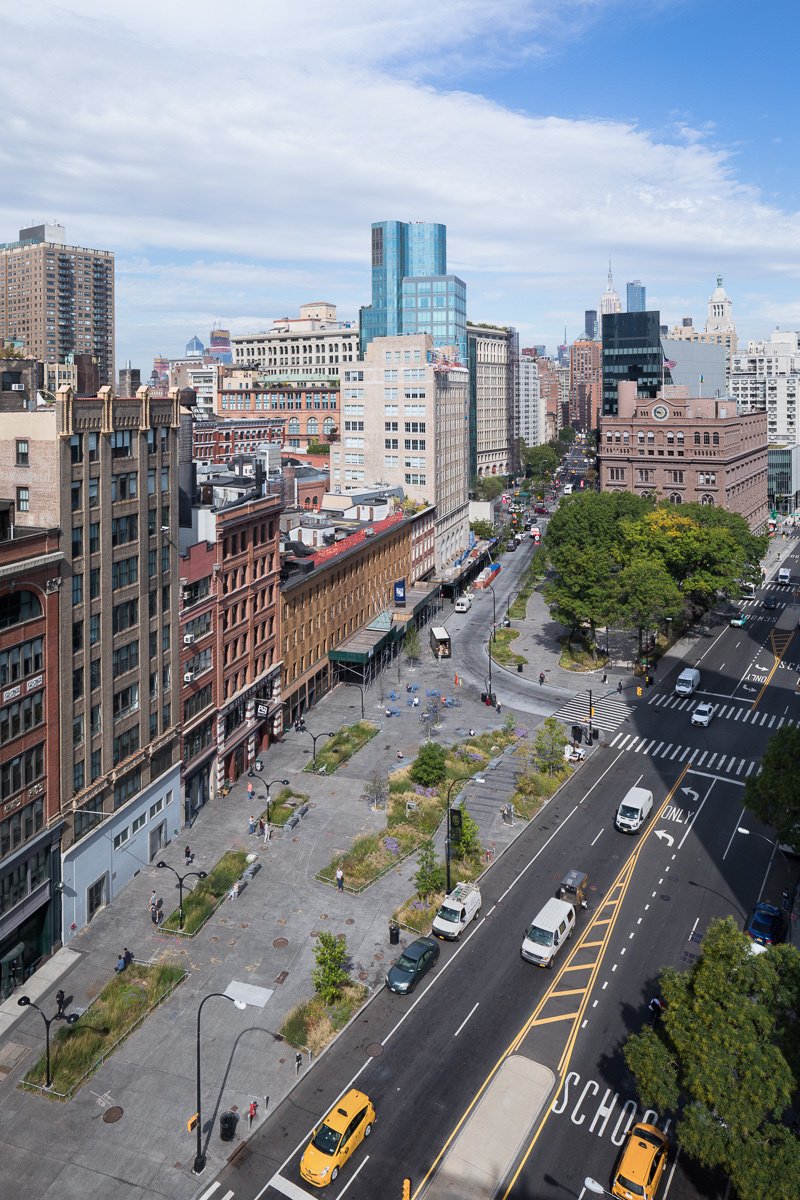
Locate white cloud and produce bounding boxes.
[3,0,799,365]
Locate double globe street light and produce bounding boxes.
[156,860,207,930]
[17,995,79,1089]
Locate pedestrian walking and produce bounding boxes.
[149,890,157,914]
[257,817,265,838]
[335,866,344,893]
[123,948,134,967]
[55,989,66,1017]
[230,880,240,901]
[184,845,192,866]
[539,672,545,685]
[248,1100,258,1127]
[602,671,607,684]
[247,781,255,802]
[617,680,623,695]
[248,814,256,835]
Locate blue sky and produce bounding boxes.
[3,0,799,370]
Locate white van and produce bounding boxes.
[454,595,472,613]
[615,785,654,834]
[675,667,700,696]
[520,897,576,967]
[562,484,573,495]
[778,567,791,585]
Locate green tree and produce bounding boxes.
[475,475,505,500]
[743,726,800,847]
[616,553,683,653]
[413,841,445,898]
[362,771,388,810]
[311,931,349,1004]
[404,624,421,664]
[623,919,800,1200]
[470,519,496,540]
[453,808,481,860]
[531,716,567,774]
[410,742,447,787]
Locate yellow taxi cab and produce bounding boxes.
[611,1122,669,1200]
[299,1088,376,1187]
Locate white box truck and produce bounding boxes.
[432,882,481,940]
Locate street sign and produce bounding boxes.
[257,703,269,717]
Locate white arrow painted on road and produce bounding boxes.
[741,686,758,693]
[681,787,699,805]
[655,830,675,847]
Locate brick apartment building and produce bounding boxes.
[598,382,768,529]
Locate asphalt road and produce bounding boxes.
[201,562,799,1200]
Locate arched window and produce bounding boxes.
[694,432,701,445]
[614,431,621,443]
[703,432,710,445]
[287,418,300,436]
[712,433,719,445]
[306,417,319,437]
[637,431,645,444]
[304,496,311,508]
[647,432,654,444]
[623,431,629,443]
[323,417,336,436]
[700,494,714,506]
[666,432,674,444]
[676,431,684,444]
[669,493,682,505]
[606,431,613,443]
[0,589,42,630]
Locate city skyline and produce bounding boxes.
[4,0,800,370]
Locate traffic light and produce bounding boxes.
[636,686,643,697]
[590,706,595,717]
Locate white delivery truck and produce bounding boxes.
[778,567,791,585]
[432,882,482,940]
[454,595,472,613]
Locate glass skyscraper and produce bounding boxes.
[626,280,646,313]
[601,311,668,415]
[360,220,467,364]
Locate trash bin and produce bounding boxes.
[517,662,523,673]
[592,728,599,742]
[219,1111,237,1142]
[389,921,400,945]
[480,692,487,703]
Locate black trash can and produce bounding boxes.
[389,922,400,945]
[592,728,599,742]
[219,1111,237,1142]
[517,662,523,673]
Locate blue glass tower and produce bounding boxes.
[360,220,466,363]
[626,281,646,313]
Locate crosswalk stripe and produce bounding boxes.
[746,761,756,776]
[707,753,717,767]
[680,747,691,761]
[736,759,745,775]
[768,715,776,728]
[652,741,664,755]
[697,750,707,765]
[610,736,758,778]
[670,745,681,759]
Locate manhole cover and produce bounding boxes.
[273,937,289,949]
[373,952,384,961]
[660,894,671,902]
[366,1043,384,1058]
[358,970,368,981]
[208,936,219,943]
[103,1106,124,1124]
[345,918,355,925]
[319,913,329,920]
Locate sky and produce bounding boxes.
[3,0,800,370]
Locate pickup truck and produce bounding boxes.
[432,882,482,940]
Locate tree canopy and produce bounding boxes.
[743,727,800,848]
[624,918,800,1200]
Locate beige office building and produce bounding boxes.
[231,303,359,377]
[467,323,518,478]
[333,333,470,572]
[0,223,115,386]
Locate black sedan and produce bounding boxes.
[745,902,785,946]
[764,595,778,610]
[385,936,440,995]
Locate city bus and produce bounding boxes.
[430,627,452,659]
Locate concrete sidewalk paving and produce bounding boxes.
[0,656,534,1200]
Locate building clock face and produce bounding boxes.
[652,403,669,420]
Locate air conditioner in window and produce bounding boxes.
[11,383,25,391]
[183,671,195,683]
[179,578,188,587]
[183,633,195,645]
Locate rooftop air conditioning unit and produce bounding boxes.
[183,671,195,683]
[183,633,195,645]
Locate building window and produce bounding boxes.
[70,434,83,464]
[16,487,30,513]
[88,478,99,507]
[90,749,102,782]
[112,827,130,851]
[669,493,682,505]
[72,527,83,558]
[703,432,710,445]
[609,467,626,481]
[89,522,100,553]
[114,768,141,809]
[15,439,29,467]
[700,494,715,506]
[712,433,719,445]
[88,432,99,462]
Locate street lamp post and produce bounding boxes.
[253,778,290,837]
[156,861,208,930]
[303,727,335,768]
[194,992,247,1174]
[444,775,481,893]
[486,581,497,641]
[17,996,78,1088]
[346,682,365,719]
[584,1179,613,1197]
[506,588,520,621]
[737,827,791,868]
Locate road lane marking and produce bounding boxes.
[265,1174,312,1200]
[590,829,604,846]
[337,1155,369,1197]
[453,1002,479,1038]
